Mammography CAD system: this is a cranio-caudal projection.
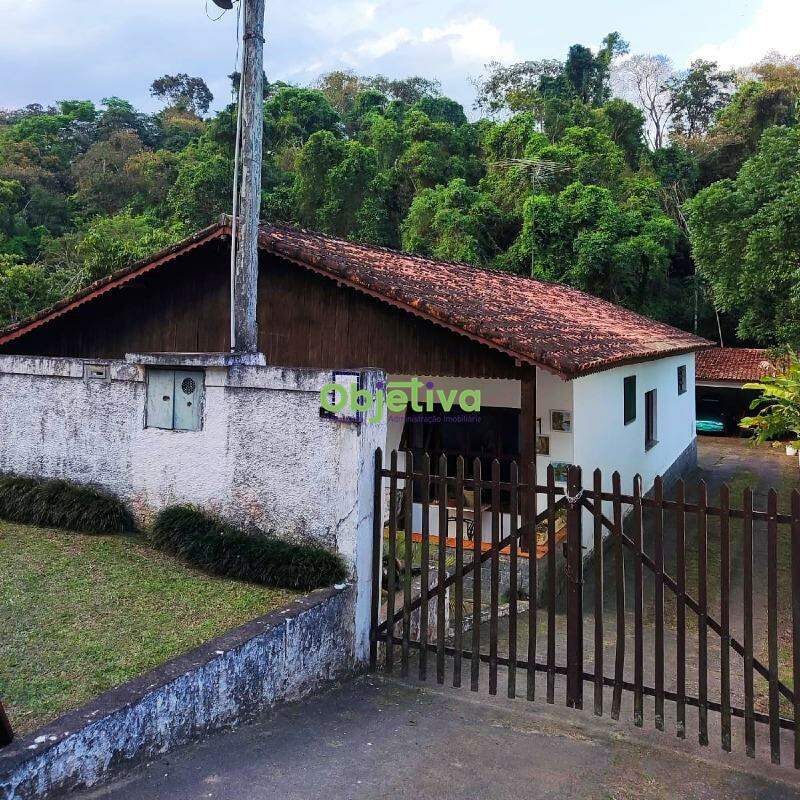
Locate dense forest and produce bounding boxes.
[1,33,799,348]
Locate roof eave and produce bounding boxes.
[257,230,572,379]
[0,222,229,347]
[567,342,715,380]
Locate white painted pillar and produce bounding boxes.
[331,370,387,665]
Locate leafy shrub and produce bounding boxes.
[0,474,136,534]
[151,505,347,591]
[740,351,800,442]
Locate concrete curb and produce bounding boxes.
[0,585,357,800]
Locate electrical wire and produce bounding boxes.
[204,0,227,22]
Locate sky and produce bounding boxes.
[0,0,797,115]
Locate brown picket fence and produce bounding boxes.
[369,448,800,768]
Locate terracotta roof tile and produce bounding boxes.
[0,220,712,378]
[695,348,776,383]
[261,223,711,378]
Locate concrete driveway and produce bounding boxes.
[73,674,799,800]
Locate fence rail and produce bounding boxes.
[370,447,800,769]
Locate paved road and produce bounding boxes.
[75,674,799,800]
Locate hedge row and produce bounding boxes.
[0,474,136,534]
[151,505,347,591]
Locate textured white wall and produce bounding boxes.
[0,355,386,559]
[534,368,574,483]
[572,353,696,551]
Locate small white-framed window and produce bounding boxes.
[146,368,204,431]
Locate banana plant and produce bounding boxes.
[740,352,800,443]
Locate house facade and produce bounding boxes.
[0,219,710,551]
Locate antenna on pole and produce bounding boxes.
[492,158,570,275]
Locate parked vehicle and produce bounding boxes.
[696,397,728,434]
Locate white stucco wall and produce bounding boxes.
[0,354,385,558]
[534,368,574,481]
[572,353,696,497]
[382,359,695,550]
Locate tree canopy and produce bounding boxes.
[0,44,798,350]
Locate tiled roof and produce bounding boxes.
[260,223,710,377]
[0,220,711,378]
[695,348,776,383]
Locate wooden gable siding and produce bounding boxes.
[257,254,519,379]
[0,244,518,380]
[0,244,231,358]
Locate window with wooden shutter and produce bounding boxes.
[677,364,687,395]
[645,389,657,450]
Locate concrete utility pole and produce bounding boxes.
[232,0,265,353]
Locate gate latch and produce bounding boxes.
[565,489,585,509]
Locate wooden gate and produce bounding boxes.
[369,448,800,768]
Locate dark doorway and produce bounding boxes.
[400,404,519,485]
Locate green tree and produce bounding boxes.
[366,75,441,105]
[71,130,146,216]
[150,74,213,116]
[293,131,391,240]
[668,60,735,138]
[264,87,341,148]
[315,71,368,116]
[740,351,800,442]
[167,136,233,229]
[0,255,61,327]
[501,180,679,315]
[402,178,511,265]
[685,125,800,346]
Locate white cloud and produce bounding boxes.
[305,2,380,36]
[689,0,800,67]
[350,16,516,69]
[421,18,517,66]
[356,27,413,59]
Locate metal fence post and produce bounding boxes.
[0,698,13,748]
[566,464,584,710]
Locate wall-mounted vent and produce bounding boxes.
[83,362,110,382]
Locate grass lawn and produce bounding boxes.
[0,523,300,737]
